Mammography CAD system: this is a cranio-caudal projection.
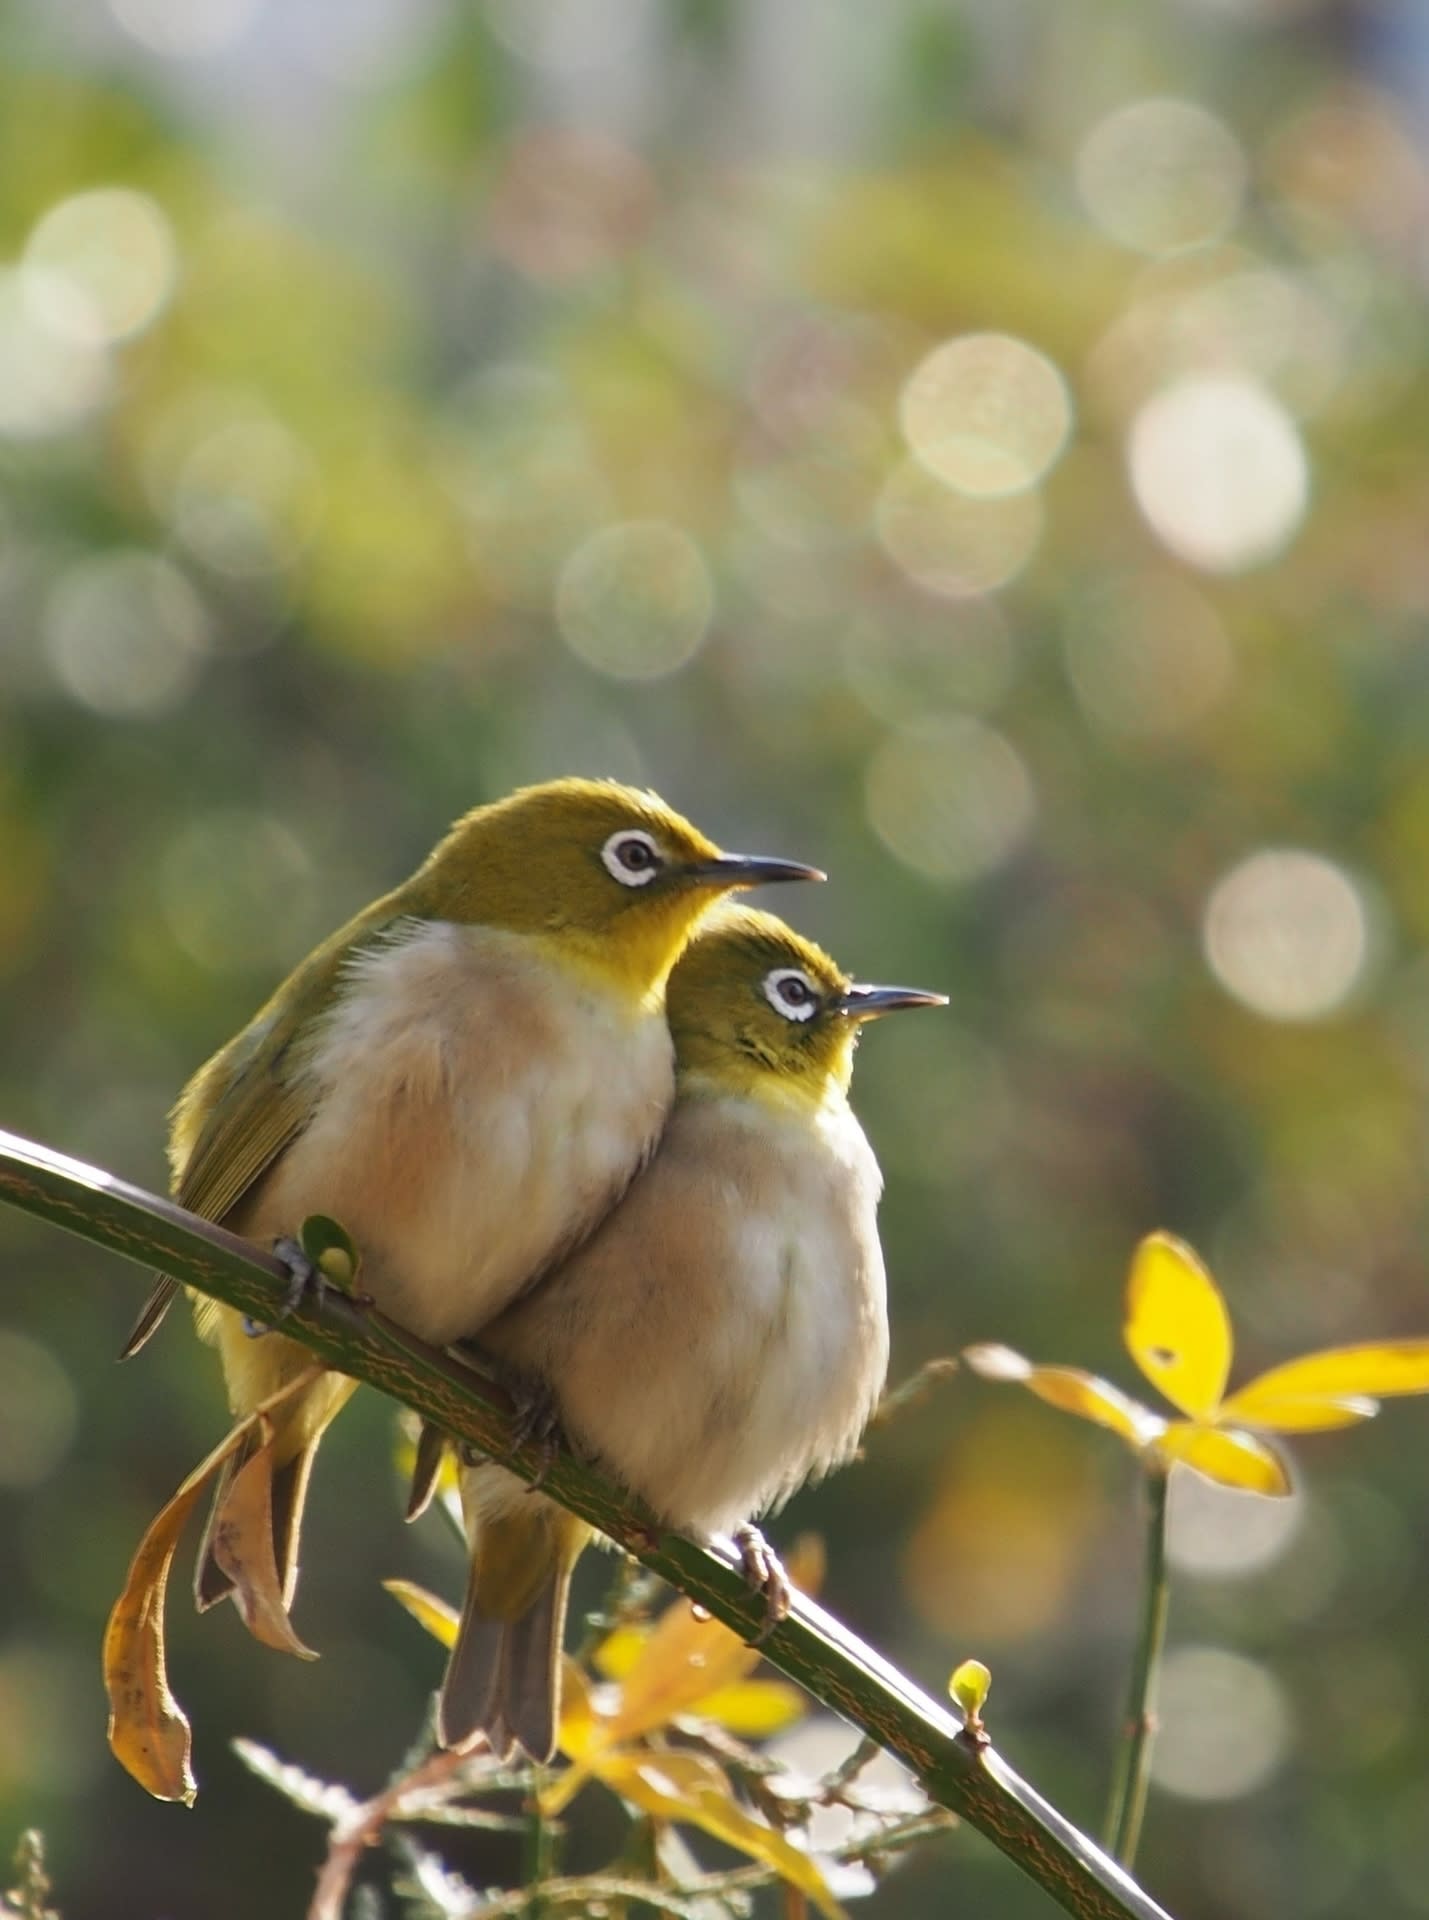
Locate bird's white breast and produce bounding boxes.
[683,1094,890,1531]
[235,921,674,1344]
[487,1082,890,1537]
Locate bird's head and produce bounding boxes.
[666,905,947,1109]
[411,780,823,999]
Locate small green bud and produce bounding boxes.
[298,1214,360,1291]
[949,1658,991,1737]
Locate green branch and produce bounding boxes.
[1103,1465,1172,1866]
[0,1127,1174,1920]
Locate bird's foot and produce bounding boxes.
[242,1237,323,1339]
[450,1354,566,1487]
[505,1377,565,1487]
[446,1336,505,1383]
[733,1524,792,1641]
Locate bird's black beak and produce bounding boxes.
[835,982,949,1019]
[686,854,827,889]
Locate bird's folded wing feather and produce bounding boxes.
[121,905,408,1354]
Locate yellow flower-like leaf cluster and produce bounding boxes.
[387,1537,837,1915]
[105,1367,328,1803]
[966,1232,1429,1496]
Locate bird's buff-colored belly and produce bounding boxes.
[218,922,675,1352]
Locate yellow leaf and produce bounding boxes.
[104,1369,322,1803]
[105,1470,213,1806]
[604,1536,823,1745]
[589,1748,845,1919]
[1224,1341,1429,1415]
[384,1579,459,1650]
[540,1760,592,1816]
[1214,1392,1377,1432]
[591,1623,649,1682]
[1022,1366,1167,1451]
[692,1679,808,1738]
[963,1343,1032,1382]
[605,1598,762,1743]
[966,1344,1165,1450]
[548,1661,603,1803]
[1124,1232,1233,1420]
[1153,1423,1291,1496]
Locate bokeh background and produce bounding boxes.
[4,0,1429,1913]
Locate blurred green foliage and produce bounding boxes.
[4,1,1429,1915]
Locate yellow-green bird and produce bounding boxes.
[124,780,821,1619]
[436,904,945,1758]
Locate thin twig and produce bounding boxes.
[468,1875,723,1920]
[1103,1465,1171,1867]
[4,1833,57,1920]
[868,1357,960,1429]
[308,1745,476,1920]
[0,1128,1176,1920]
[820,1733,882,1803]
[522,1764,556,1919]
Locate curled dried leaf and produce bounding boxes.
[104,1368,322,1801]
[210,1443,318,1660]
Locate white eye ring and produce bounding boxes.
[601,828,663,887]
[763,967,819,1022]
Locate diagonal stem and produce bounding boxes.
[1103,1463,1171,1867]
[523,1763,555,1918]
[0,1127,1176,1920]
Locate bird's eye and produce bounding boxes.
[763,967,819,1022]
[601,829,663,887]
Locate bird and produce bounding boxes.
[121,779,822,1625]
[433,903,945,1759]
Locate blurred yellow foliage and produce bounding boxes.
[387,1538,830,1909]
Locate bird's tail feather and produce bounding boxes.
[120,1273,181,1358]
[437,1494,589,1760]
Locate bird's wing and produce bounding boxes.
[119,1045,315,1357]
[121,905,408,1356]
[171,1033,314,1224]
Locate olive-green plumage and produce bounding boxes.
[437,905,945,1758]
[665,909,868,1102]
[125,780,820,1624]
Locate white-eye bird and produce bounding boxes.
[122,780,821,1619]
[436,904,945,1759]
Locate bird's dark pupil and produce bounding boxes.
[621,839,654,868]
[784,979,808,1002]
